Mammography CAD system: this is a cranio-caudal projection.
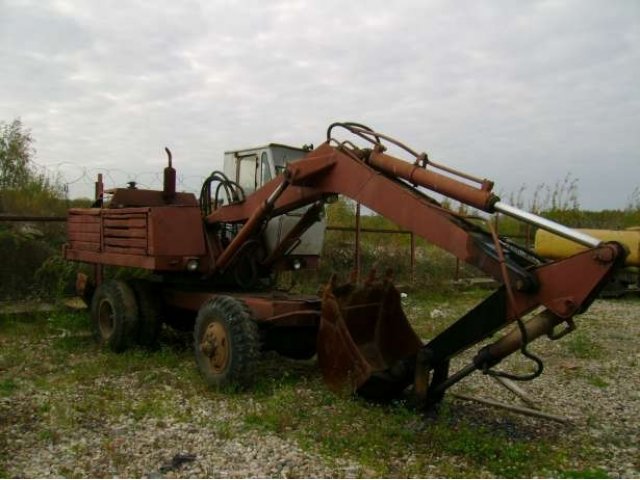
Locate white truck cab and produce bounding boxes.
[223,144,326,268]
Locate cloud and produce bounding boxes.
[0,0,638,209]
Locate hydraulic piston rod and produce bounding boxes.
[493,201,601,248]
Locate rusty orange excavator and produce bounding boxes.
[64,122,626,407]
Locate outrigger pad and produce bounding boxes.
[317,272,423,400]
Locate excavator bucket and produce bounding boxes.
[317,272,423,400]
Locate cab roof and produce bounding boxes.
[224,143,308,155]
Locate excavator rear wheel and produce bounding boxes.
[90,280,138,353]
[194,296,260,389]
[130,280,163,349]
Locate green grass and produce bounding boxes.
[0,296,635,478]
[400,287,490,339]
[587,376,609,389]
[565,330,603,360]
[0,378,18,396]
[242,378,565,477]
[558,467,610,478]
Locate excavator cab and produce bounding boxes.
[223,144,326,270]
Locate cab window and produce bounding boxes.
[237,155,258,192]
[260,151,272,185]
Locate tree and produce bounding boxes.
[0,118,65,215]
[0,119,34,190]
[626,187,640,212]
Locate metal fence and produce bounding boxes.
[0,211,534,286]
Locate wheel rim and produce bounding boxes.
[98,299,115,339]
[200,321,229,374]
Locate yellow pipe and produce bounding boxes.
[534,228,640,267]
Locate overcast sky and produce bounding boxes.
[1,0,638,210]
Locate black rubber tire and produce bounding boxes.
[194,296,260,389]
[90,280,138,353]
[131,280,163,349]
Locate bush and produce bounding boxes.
[0,119,73,301]
[0,230,56,300]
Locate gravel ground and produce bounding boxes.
[4,404,357,478]
[448,298,640,478]
[2,376,363,478]
[1,295,639,478]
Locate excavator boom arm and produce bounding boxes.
[205,125,626,402]
[207,142,537,289]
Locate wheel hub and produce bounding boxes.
[200,322,229,373]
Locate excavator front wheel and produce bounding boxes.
[194,296,260,389]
